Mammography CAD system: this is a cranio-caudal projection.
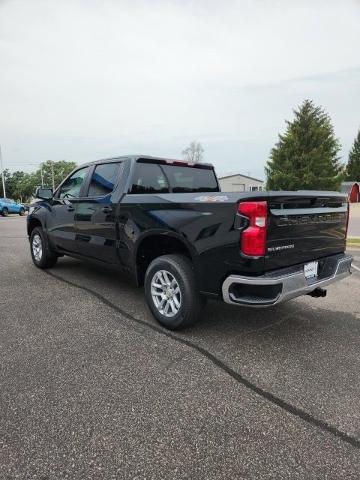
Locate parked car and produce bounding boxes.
[27,155,352,329]
[0,198,26,216]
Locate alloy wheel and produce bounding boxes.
[151,269,181,317]
[32,234,43,262]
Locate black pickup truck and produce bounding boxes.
[28,155,352,329]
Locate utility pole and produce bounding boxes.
[50,161,55,191]
[0,145,6,198]
[40,165,44,187]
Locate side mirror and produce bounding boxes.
[36,187,53,200]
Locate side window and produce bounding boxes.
[88,163,121,197]
[58,167,89,199]
[129,163,169,194]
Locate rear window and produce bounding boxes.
[129,164,169,194]
[129,162,218,194]
[162,165,218,192]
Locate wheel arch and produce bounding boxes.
[27,217,43,237]
[134,232,195,286]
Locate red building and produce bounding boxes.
[341,181,360,203]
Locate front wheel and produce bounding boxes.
[30,227,58,269]
[144,254,205,330]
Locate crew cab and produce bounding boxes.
[27,155,352,329]
[0,198,26,216]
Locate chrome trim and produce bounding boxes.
[222,255,352,307]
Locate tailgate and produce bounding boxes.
[265,193,348,270]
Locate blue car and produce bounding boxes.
[0,198,26,216]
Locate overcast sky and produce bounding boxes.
[1,0,359,179]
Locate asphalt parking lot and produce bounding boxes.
[1,216,360,479]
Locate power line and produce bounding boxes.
[7,163,41,166]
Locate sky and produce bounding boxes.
[0,0,360,180]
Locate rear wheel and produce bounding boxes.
[19,207,25,216]
[30,227,58,269]
[2,208,8,217]
[144,254,205,330]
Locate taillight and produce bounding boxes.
[238,201,268,256]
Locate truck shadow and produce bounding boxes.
[48,255,360,439]
[52,256,294,330]
[51,255,360,342]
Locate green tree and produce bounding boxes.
[2,170,38,202]
[7,171,27,199]
[346,129,360,180]
[265,100,343,191]
[37,160,77,189]
[14,173,38,202]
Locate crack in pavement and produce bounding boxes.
[45,269,360,450]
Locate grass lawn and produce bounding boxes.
[347,237,360,247]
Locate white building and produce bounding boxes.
[218,173,264,192]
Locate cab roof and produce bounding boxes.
[86,155,214,169]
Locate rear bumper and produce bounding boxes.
[222,253,352,307]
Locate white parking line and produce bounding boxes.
[352,264,360,272]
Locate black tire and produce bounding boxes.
[2,208,8,217]
[144,254,205,330]
[30,227,58,269]
[19,207,25,216]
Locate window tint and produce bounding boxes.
[59,167,89,199]
[162,165,218,193]
[88,163,121,197]
[129,163,169,194]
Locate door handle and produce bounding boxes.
[101,206,113,213]
[67,205,75,212]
